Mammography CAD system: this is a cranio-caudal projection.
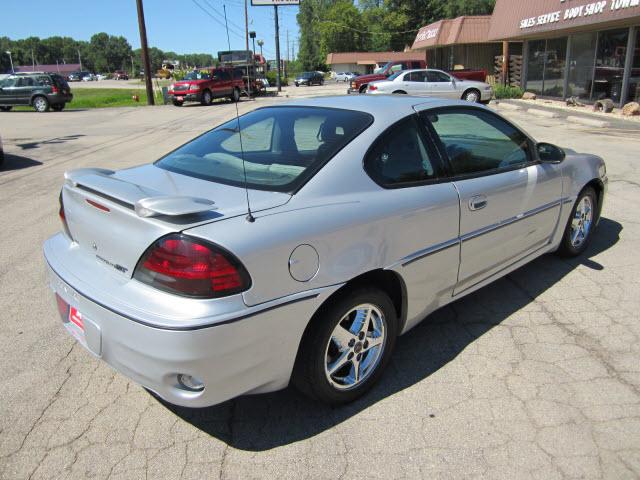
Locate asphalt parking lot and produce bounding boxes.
[1,84,639,479]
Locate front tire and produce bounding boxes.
[558,186,597,257]
[33,96,50,112]
[230,87,240,103]
[293,287,398,405]
[0,106,12,112]
[201,89,212,106]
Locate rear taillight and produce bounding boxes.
[133,234,251,298]
[51,84,59,94]
[369,84,377,91]
[58,190,72,239]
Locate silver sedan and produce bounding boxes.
[44,95,606,407]
[367,68,493,103]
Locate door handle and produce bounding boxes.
[469,195,488,211]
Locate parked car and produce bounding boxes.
[45,96,607,408]
[367,69,493,103]
[113,70,129,80]
[168,68,243,106]
[68,71,91,82]
[348,60,426,94]
[96,74,108,81]
[294,71,324,86]
[81,73,96,82]
[0,72,73,112]
[335,72,358,83]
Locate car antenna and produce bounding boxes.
[224,3,255,223]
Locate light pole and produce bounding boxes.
[257,40,264,59]
[5,51,14,73]
[77,49,82,71]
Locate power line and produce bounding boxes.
[190,0,245,41]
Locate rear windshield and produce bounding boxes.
[156,106,374,192]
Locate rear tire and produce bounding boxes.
[172,100,183,107]
[33,96,50,112]
[0,106,12,112]
[359,85,368,94]
[557,186,597,257]
[292,287,398,405]
[230,87,240,103]
[52,104,65,112]
[463,89,481,103]
[392,90,407,95]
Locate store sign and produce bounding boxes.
[415,28,439,42]
[519,0,639,29]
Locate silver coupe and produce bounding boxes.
[367,69,493,103]
[44,96,607,407]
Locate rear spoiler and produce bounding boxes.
[64,168,217,218]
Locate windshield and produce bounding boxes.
[156,106,374,192]
[183,71,210,80]
[377,62,392,74]
[387,71,403,81]
[300,72,314,78]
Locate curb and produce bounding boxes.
[566,116,610,128]
[527,108,560,118]
[495,102,521,111]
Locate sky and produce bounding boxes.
[2,0,301,60]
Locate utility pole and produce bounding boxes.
[131,56,135,77]
[31,48,35,71]
[136,0,155,105]
[244,0,249,51]
[274,5,281,92]
[78,49,82,71]
[5,51,14,73]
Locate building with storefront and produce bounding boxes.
[325,51,425,75]
[488,0,640,106]
[411,16,521,74]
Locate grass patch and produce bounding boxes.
[12,88,160,110]
[494,85,524,99]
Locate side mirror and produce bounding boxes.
[537,142,565,163]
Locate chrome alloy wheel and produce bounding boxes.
[34,97,48,112]
[570,195,593,247]
[324,304,386,390]
[465,91,479,102]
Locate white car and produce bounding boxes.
[335,72,358,83]
[96,74,107,81]
[81,73,96,82]
[367,69,493,104]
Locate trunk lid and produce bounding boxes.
[61,165,290,278]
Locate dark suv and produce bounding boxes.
[294,71,324,87]
[0,73,73,112]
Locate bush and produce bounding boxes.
[265,70,288,87]
[494,85,524,99]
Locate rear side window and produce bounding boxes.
[156,107,373,192]
[423,108,530,175]
[407,71,427,82]
[364,117,440,187]
[427,71,451,82]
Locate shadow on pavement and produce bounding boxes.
[16,134,85,150]
[0,153,43,171]
[157,217,622,451]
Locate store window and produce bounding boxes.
[625,29,639,103]
[526,38,567,97]
[592,28,629,103]
[568,32,597,100]
[525,40,546,95]
[543,37,567,97]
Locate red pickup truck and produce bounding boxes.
[169,67,243,106]
[347,60,487,94]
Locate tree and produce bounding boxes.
[318,1,367,58]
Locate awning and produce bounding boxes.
[357,60,378,65]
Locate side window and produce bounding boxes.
[36,76,51,86]
[389,64,403,74]
[407,71,427,82]
[426,71,451,83]
[365,117,438,186]
[17,77,35,87]
[424,109,530,175]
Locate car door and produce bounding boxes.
[420,106,562,296]
[13,76,35,105]
[363,115,461,330]
[0,76,19,105]
[426,70,458,99]
[403,71,429,95]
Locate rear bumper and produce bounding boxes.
[47,93,73,105]
[43,232,340,407]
